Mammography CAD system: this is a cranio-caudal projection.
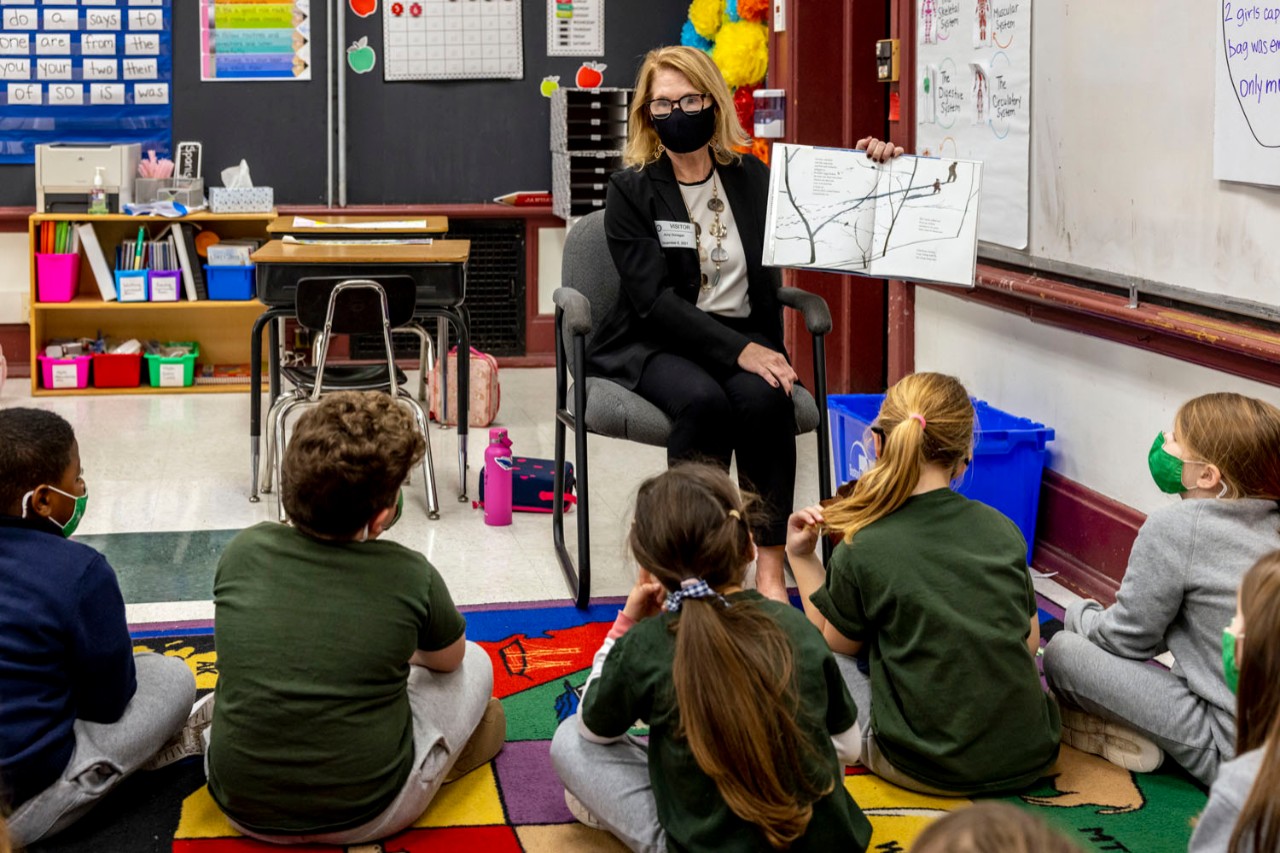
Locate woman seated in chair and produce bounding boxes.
[588,45,902,601]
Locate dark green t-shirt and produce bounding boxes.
[810,488,1060,794]
[583,591,873,853]
[207,522,467,834]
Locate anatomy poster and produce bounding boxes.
[1215,1,1280,186]
[917,0,1030,249]
[200,0,311,81]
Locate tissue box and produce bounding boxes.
[209,187,274,214]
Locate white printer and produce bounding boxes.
[35,143,140,213]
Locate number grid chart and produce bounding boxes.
[383,0,523,82]
[0,0,172,164]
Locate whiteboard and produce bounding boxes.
[1024,0,1280,309]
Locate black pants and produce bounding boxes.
[634,335,796,546]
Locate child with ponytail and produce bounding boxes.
[551,463,872,852]
[1189,551,1280,853]
[1044,393,1280,785]
[788,372,1061,795]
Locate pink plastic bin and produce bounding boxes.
[37,353,91,390]
[36,254,80,303]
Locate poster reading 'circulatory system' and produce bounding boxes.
[200,0,311,82]
[0,0,174,164]
[916,0,1031,249]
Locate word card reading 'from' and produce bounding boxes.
[82,33,117,55]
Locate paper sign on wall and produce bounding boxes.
[547,0,603,57]
[200,0,311,82]
[384,0,523,81]
[1214,1,1280,186]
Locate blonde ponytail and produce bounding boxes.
[824,373,974,543]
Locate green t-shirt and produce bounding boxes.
[583,590,873,853]
[207,522,467,834]
[811,488,1060,794]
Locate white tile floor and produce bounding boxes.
[1,367,1079,625]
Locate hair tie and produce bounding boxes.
[727,509,741,521]
[665,578,729,612]
[909,413,927,429]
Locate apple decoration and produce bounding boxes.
[347,37,376,74]
[540,75,561,98]
[391,1,403,13]
[349,0,376,17]
[575,62,606,89]
[409,2,422,15]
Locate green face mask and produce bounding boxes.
[1147,432,1188,494]
[1223,629,1241,695]
[384,490,404,531]
[22,484,88,538]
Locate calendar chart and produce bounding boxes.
[383,0,522,82]
[0,0,173,164]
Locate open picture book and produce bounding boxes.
[763,143,983,287]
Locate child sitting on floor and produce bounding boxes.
[1044,393,1280,784]
[207,391,504,845]
[910,802,1082,852]
[1189,550,1280,853]
[0,408,197,847]
[552,464,872,852]
[788,372,1061,796]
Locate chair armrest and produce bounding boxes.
[553,288,593,338]
[776,287,832,336]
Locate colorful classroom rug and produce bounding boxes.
[28,596,1207,853]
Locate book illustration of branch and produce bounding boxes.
[773,151,977,269]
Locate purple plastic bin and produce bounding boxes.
[36,254,80,303]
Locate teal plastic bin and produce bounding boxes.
[828,394,1055,561]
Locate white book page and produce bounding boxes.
[868,156,982,287]
[763,144,881,273]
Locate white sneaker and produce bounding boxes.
[564,789,606,830]
[142,693,215,770]
[1059,707,1164,772]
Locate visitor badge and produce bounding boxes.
[655,221,697,250]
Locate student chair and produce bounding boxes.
[552,210,834,609]
[260,278,440,522]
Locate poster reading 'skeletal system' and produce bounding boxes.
[200,0,311,82]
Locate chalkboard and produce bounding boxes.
[0,0,686,207]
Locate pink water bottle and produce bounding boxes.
[484,427,513,526]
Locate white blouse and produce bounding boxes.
[678,173,750,318]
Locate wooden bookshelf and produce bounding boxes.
[28,212,272,396]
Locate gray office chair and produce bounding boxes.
[260,278,440,523]
[551,210,834,608]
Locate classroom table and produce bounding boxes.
[248,238,472,505]
[266,214,451,237]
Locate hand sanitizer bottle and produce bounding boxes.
[88,166,108,215]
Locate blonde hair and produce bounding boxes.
[911,802,1082,853]
[624,46,751,169]
[1175,393,1280,500]
[823,373,974,543]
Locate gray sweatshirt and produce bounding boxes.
[1188,747,1264,852]
[1066,498,1280,717]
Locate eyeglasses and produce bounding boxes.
[647,93,711,120]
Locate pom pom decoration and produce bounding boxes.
[752,137,771,166]
[680,19,714,52]
[725,0,740,21]
[733,83,758,135]
[711,21,768,88]
[688,0,725,39]
[737,0,768,22]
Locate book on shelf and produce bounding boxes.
[74,222,116,301]
[161,222,208,301]
[195,363,255,385]
[762,143,983,288]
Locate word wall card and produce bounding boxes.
[0,0,172,164]
[383,0,522,81]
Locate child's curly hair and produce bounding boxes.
[282,392,425,539]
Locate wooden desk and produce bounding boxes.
[249,238,473,505]
[266,214,450,236]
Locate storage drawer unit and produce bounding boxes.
[551,88,632,222]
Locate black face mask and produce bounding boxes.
[653,106,717,154]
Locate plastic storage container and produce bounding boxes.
[35,253,80,302]
[37,353,91,390]
[92,352,143,388]
[204,264,255,300]
[145,342,200,388]
[828,394,1055,560]
[149,270,182,302]
[114,269,149,302]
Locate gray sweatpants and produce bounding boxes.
[550,717,666,853]
[223,641,494,846]
[1043,627,1235,785]
[8,652,197,847]
[833,654,967,797]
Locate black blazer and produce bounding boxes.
[587,152,786,390]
